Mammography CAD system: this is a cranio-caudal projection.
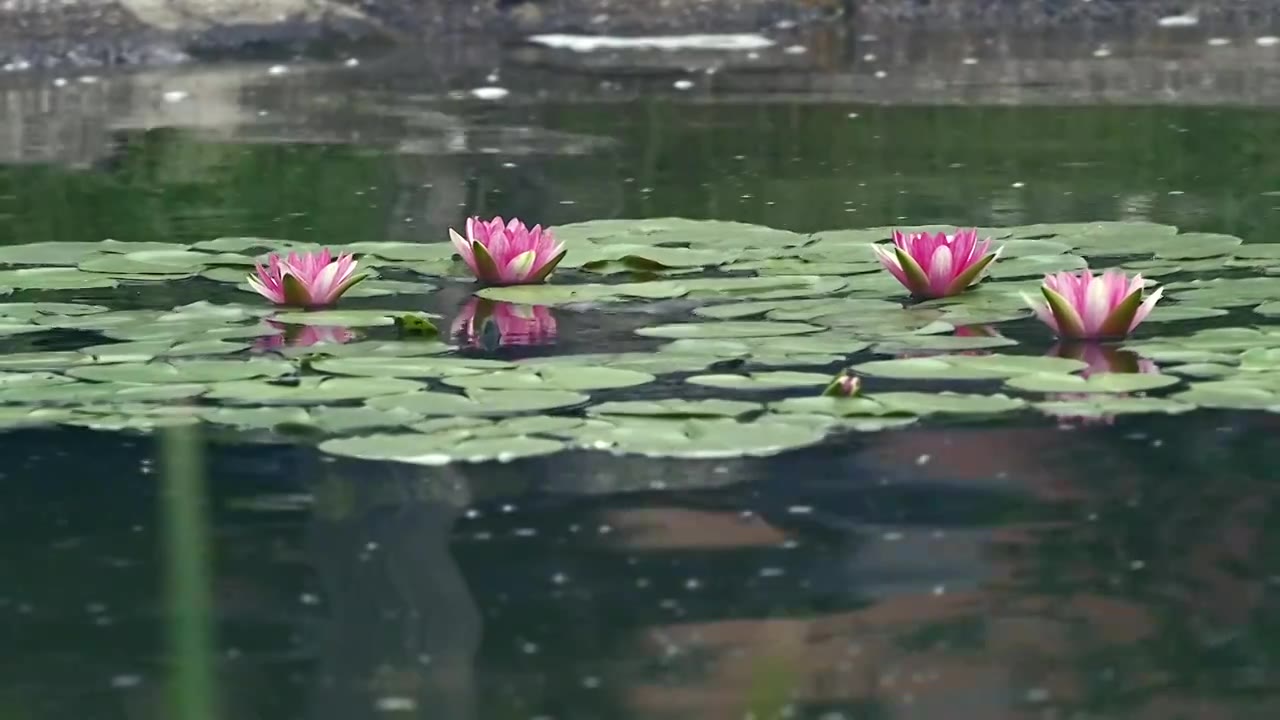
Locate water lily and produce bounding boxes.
[873,227,999,299]
[822,369,861,397]
[450,216,566,285]
[451,297,558,349]
[1025,269,1163,340]
[256,321,356,350]
[247,249,366,308]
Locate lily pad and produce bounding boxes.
[685,371,832,390]
[271,310,438,327]
[310,356,512,378]
[320,432,565,465]
[0,267,119,290]
[66,359,293,384]
[1170,382,1280,409]
[587,398,760,418]
[366,389,589,416]
[556,416,827,459]
[1004,372,1181,394]
[635,321,822,339]
[207,377,425,404]
[871,392,1027,415]
[1036,396,1196,418]
[440,366,655,392]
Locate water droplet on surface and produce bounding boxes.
[267,65,289,76]
[110,674,142,689]
[374,696,417,712]
[162,90,189,103]
[673,79,694,90]
[470,86,510,100]
[1258,37,1279,47]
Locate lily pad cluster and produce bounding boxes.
[0,218,1276,465]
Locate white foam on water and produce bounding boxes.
[527,33,776,52]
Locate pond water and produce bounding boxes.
[2,54,1280,720]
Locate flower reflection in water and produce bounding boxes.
[1045,341,1160,427]
[451,297,558,350]
[255,321,357,350]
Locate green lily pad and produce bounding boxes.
[271,310,437,327]
[587,399,760,418]
[854,354,1085,380]
[66,359,293,384]
[986,254,1087,279]
[1004,372,1181,394]
[871,392,1027,415]
[440,366,655,392]
[685,371,833,390]
[320,432,565,465]
[311,356,512,378]
[0,302,109,319]
[0,382,206,404]
[1036,396,1196,418]
[1170,382,1280,409]
[77,339,250,362]
[367,389,589,416]
[555,416,827,459]
[768,396,901,417]
[0,267,119,290]
[207,377,425,404]
[518,352,719,375]
[635,321,822,339]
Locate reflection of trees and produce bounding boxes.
[894,414,1280,717]
[304,462,481,720]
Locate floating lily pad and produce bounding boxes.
[441,366,655,391]
[685,371,832,390]
[635,321,822,339]
[871,392,1027,415]
[987,254,1087,279]
[518,352,719,375]
[1004,372,1181,394]
[1170,382,1280,409]
[77,339,250,362]
[0,406,74,428]
[311,356,512,378]
[854,354,1086,380]
[271,310,437,327]
[367,389,589,416]
[768,396,901,417]
[1036,396,1196,418]
[556,416,827,459]
[66,359,293,384]
[320,432,565,465]
[587,398,760,418]
[0,267,119,290]
[207,377,425,404]
[0,382,206,404]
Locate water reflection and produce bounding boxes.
[255,321,358,350]
[450,298,557,350]
[1051,341,1156,376]
[304,470,480,720]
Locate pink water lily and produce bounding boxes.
[450,297,558,348]
[1025,270,1163,340]
[873,227,999,299]
[247,249,367,308]
[450,216,566,285]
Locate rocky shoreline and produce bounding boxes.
[3,0,1279,70]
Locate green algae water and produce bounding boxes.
[1,65,1279,720]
